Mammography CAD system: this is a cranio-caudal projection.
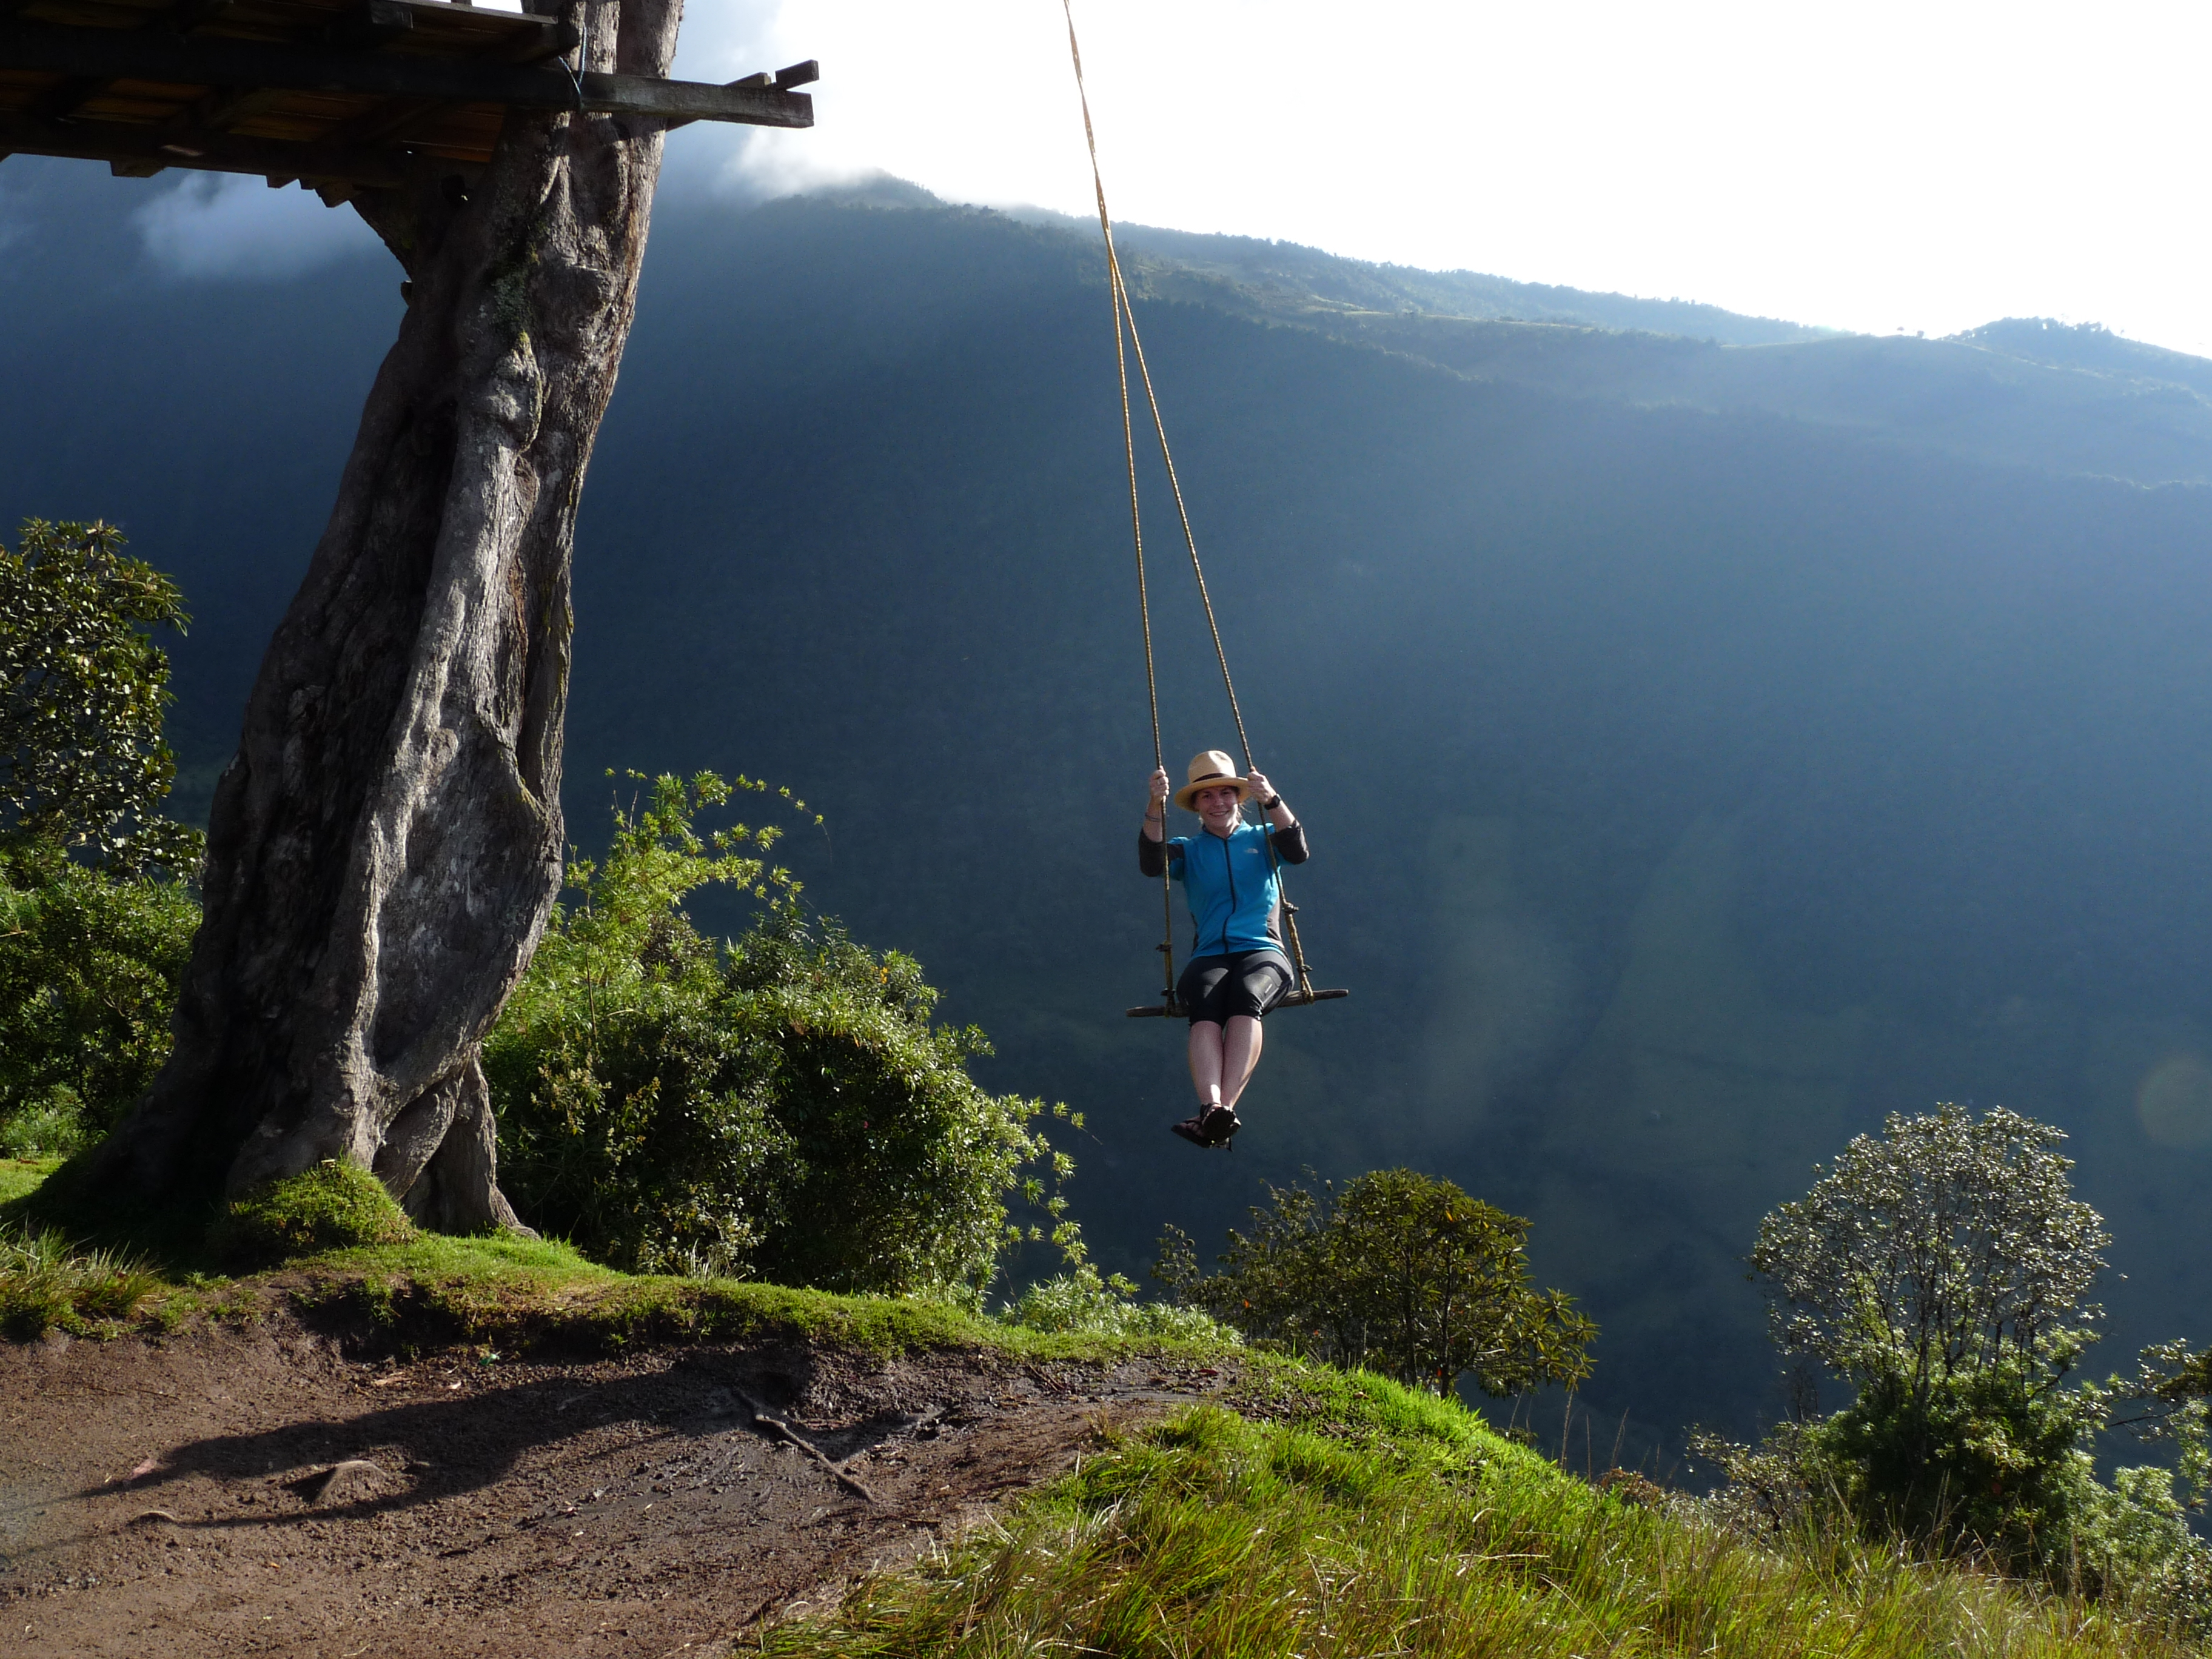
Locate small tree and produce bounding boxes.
[0,521,203,1156]
[1754,1104,2108,1394]
[0,520,199,874]
[1156,1168,1595,1395]
[1748,1105,2111,1561]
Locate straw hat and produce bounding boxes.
[1173,749,1252,811]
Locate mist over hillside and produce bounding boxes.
[6,162,2212,1460]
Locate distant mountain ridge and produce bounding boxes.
[821,178,2212,486]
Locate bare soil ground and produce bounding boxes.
[0,1307,1230,1657]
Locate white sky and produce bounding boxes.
[108,0,2212,357]
[670,0,2212,355]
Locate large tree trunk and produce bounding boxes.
[87,0,685,1230]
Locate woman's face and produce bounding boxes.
[1193,783,1243,831]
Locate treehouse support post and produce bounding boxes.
[42,0,810,1225]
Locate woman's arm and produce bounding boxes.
[1245,770,1296,831]
[1246,769,1308,863]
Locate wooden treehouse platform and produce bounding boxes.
[0,0,814,200]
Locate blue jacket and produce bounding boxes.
[1141,820,1310,957]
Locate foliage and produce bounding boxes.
[0,522,204,1161]
[1700,1103,2212,1623]
[2102,1338,2212,1513]
[2070,1464,2212,1634]
[0,837,198,1155]
[1155,1168,1595,1395]
[1809,1352,2106,1564]
[489,771,1062,1308]
[0,518,199,874]
[207,1161,416,1271]
[1744,1104,2111,1565]
[1000,1261,1239,1342]
[0,1222,163,1339]
[764,1381,2196,1659]
[1752,1104,2108,1396]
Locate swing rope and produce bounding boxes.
[1063,0,1175,1004]
[1062,0,1326,1007]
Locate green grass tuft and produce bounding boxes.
[758,1366,2197,1659]
[0,1222,164,1339]
[206,1161,415,1270]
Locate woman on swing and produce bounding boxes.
[1141,750,1309,1148]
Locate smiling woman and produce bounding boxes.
[1141,751,1309,1148]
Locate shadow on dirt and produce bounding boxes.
[90,1347,907,1524]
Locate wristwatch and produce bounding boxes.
[1259,793,1282,809]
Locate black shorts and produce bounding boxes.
[1178,950,1293,1027]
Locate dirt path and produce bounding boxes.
[0,1311,1229,1657]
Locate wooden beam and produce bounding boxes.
[0,21,814,126]
[0,109,421,187]
[26,72,101,120]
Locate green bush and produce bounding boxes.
[0,839,198,1153]
[207,1161,416,1270]
[1806,1352,2103,1563]
[489,772,1062,1308]
[1156,1168,1595,1395]
[1000,1263,1238,1342]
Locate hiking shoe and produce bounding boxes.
[1170,1114,1214,1147]
[1198,1104,1242,1146]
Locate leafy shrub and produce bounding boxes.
[489,773,1062,1308]
[0,838,198,1153]
[1000,1263,1239,1342]
[0,1222,163,1338]
[207,1161,415,1270]
[1808,1352,2104,1563]
[1155,1168,1595,1394]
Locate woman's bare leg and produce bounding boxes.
[1187,1021,1225,1110]
[1221,1016,1264,1110]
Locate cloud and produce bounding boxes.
[659,0,877,205]
[134,173,381,281]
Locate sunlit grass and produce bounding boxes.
[759,1371,2197,1659]
[0,1221,164,1338]
[0,1155,60,1206]
[0,1152,1228,1364]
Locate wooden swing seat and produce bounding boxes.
[1125,987,1349,1018]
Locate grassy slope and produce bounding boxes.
[2,1165,2195,1656]
[769,1370,2194,1659]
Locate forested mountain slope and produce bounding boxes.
[5,165,2211,1457]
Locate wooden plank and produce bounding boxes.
[0,105,417,181]
[0,19,813,125]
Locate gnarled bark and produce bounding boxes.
[88,0,686,1227]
